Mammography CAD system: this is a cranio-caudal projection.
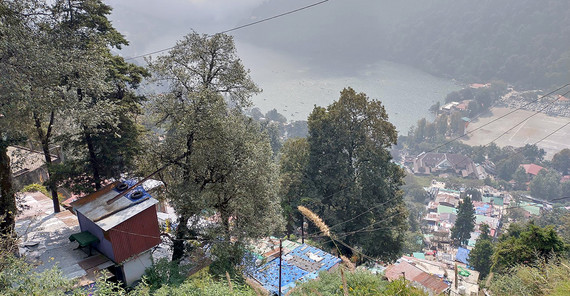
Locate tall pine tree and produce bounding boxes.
[451,195,475,246]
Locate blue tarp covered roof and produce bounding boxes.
[455,247,470,265]
[252,244,341,295]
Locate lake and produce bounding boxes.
[237,42,461,135]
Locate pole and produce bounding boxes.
[454,263,458,289]
[279,239,282,296]
[301,216,305,244]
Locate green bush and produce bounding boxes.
[21,183,49,196]
[489,257,570,296]
[143,257,192,292]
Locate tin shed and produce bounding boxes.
[71,180,162,285]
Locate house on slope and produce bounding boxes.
[8,145,59,188]
[385,260,449,295]
[520,163,546,178]
[413,152,478,178]
[70,179,162,286]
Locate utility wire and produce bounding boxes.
[124,0,331,61]
[437,87,570,169]
[425,83,570,154]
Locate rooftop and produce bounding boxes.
[251,244,340,294]
[15,192,113,286]
[8,146,58,177]
[71,180,160,231]
[520,163,545,176]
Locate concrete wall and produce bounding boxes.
[121,250,153,286]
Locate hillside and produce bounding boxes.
[236,0,570,89]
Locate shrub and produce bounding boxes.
[21,183,49,196]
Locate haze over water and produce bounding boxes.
[238,42,461,134]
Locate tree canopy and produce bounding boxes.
[146,31,279,267]
[492,222,567,274]
[306,87,407,260]
[451,195,475,246]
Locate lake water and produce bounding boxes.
[237,42,461,135]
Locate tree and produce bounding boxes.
[307,87,407,260]
[265,108,287,123]
[146,31,279,265]
[520,144,546,163]
[47,0,148,194]
[290,269,427,296]
[530,169,561,200]
[513,166,529,190]
[451,196,475,246]
[463,188,482,201]
[429,101,440,114]
[435,114,448,136]
[279,138,312,238]
[0,0,35,237]
[496,154,524,181]
[492,222,566,274]
[552,148,570,175]
[469,224,493,278]
[449,112,465,135]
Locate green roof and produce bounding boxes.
[438,205,457,214]
[492,196,504,206]
[413,252,425,260]
[475,215,487,224]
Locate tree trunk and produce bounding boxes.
[220,205,231,242]
[172,214,189,262]
[0,145,16,237]
[172,133,195,262]
[84,130,101,190]
[34,111,60,213]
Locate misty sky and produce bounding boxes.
[106,0,272,58]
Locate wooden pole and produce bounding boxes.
[454,263,458,289]
[301,216,305,244]
[279,239,282,296]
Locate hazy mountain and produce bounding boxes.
[235,0,570,89]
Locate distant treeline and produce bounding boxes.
[238,0,570,89]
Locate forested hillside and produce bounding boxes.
[237,0,570,89]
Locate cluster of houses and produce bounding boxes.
[423,181,506,249]
[407,152,487,180]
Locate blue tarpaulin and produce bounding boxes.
[455,247,470,265]
[252,244,341,295]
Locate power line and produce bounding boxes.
[433,87,570,169]
[124,0,331,61]
[425,83,570,154]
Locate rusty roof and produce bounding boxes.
[384,261,424,281]
[414,272,449,294]
[71,181,160,231]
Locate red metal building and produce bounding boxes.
[71,180,162,285]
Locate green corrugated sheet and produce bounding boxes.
[475,215,486,224]
[493,196,504,206]
[438,205,457,214]
[413,252,425,259]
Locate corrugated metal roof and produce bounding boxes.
[252,244,340,294]
[385,261,424,281]
[108,206,161,263]
[414,272,449,294]
[71,180,160,231]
